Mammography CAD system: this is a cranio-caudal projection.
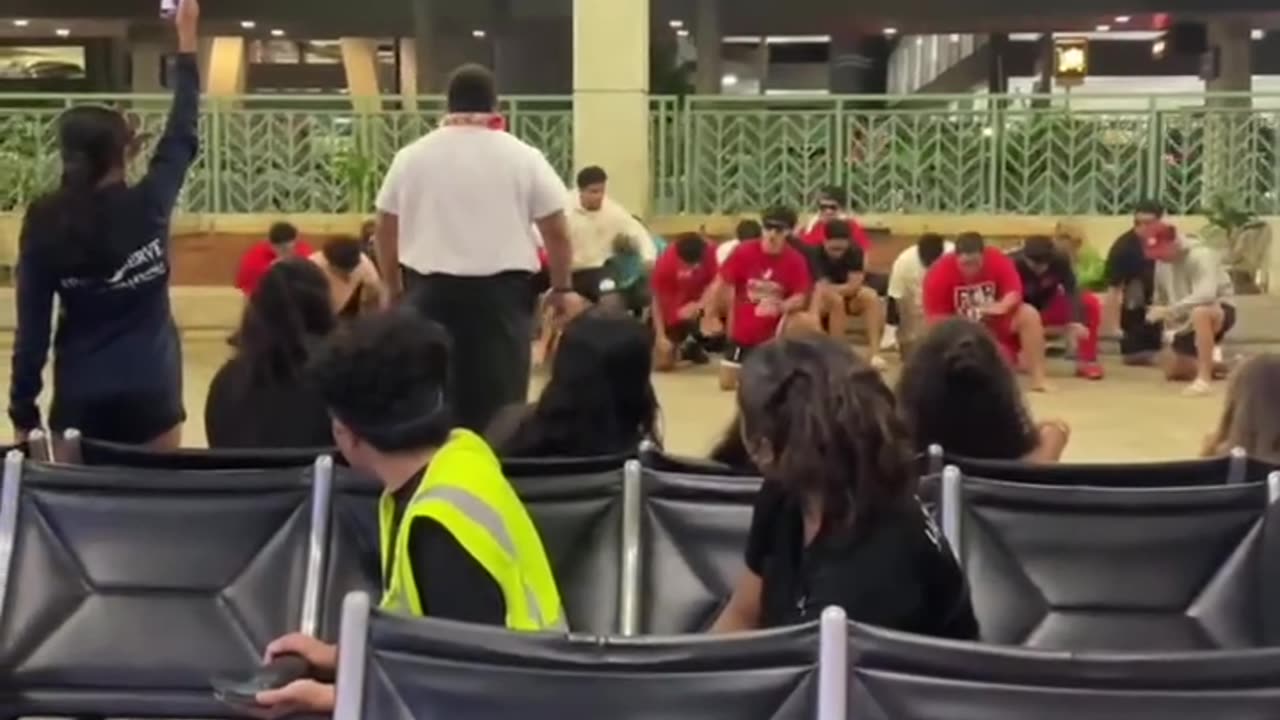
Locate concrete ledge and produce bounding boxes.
[0,286,244,333]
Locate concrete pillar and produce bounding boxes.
[1205,20,1252,100]
[205,36,247,97]
[986,32,1009,94]
[399,38,419,106]
[693,0,722,94]
[130,41,165,93]
[574,0,650,214]
[829,33,876,94]
[340,38,381,110]
[755,38,770,94]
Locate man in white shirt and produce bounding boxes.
[566,165,655,304]
[887,233,953,359]
[374,64,580,432]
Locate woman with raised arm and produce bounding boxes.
[9,0,201,448]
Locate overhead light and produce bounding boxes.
[12,19,29,27]
[669,19,684,29]
[676,28,689,37]
[55,28,70,37]
[883,27,899,37]
[1252,29,1265,40]
[722,73,739,86]
[949,33,961,42]
[472,29,486,38]
[270,28,285,37]
[764,35,831,44]
[240,20,256,29]
[1115,15,1131,23]
[1152,38,1167,58]
[1095,24,1111,32]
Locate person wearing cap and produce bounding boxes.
[1138,222,1235,396]
[252,310,564,716]
[712,205,814,391]
[1010,235,1105,380]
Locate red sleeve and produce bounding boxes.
[850,221,872,251]
[235,248,260,294]
[992,250,1024,299]
[922,259,953,318]
[651,251,678,295]
[720,246,744,285]
[784,250,813,296]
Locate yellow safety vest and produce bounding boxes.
[377,429,565,631]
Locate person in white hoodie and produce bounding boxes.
[1139,222,1235,396]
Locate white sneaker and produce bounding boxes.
[880,326,898,351]
[870,354,889,372]
[1183,378,1212,397]
[1212,346,1224,364]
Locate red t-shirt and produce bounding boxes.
[235,240,316,295]
[922,246,1023,322]
[652,243,718,329]
[802,216,871,250]
[720,240,812,347]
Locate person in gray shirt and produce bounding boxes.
[1140,222,1234,396]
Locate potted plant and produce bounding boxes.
[1201,192,1272,295]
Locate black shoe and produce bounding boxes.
[680,340,711,365]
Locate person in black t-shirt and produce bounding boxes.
[710,335,977,638]
[1010,235,1104,380]
[1104,200,1164,365]
[807,220,888,371]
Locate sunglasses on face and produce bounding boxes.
[818,203,839,211]
[763,223,788,233]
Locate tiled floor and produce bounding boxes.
[20,338,1221,463]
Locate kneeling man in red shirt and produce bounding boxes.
[922,232,1050,391]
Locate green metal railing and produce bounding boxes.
[2,92,1278,216]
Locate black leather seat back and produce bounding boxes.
[510,468,626,634]
[78,437,333,470]
[944,454,1272,487]
[849,670,1280,720]
[361,608,818,720]
[639,446,760,477]
[324,463,627,636]
[848,620,1280,691]
[0,462,312,716]
[957,476,1277,650]
[638,469,762,634]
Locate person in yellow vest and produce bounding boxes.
[251,310,564,716]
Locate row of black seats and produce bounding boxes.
[333,594,1280,720]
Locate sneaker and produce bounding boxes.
[680,340,711,366]
[1076,363,1104,380]
[869,354,888,372]
[1183,378,1213,397]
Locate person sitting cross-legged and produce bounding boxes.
[807,219,887,370]
[1010,235,1104,380]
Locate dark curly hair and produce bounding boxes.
[738,335,916,532]
[897,318,1039,460]
[502,308,660,457]
[233,258,335,385]
[308,308,453,452]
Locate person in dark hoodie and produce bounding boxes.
[9,0,201,447]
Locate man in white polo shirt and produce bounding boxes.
[374,64,580,432]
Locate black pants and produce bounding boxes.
[1120,306,1164,356]
[404,268,534,433]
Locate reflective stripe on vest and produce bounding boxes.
[382,485,565,631]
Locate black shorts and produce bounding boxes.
[863,272,889,296]
[664,319,699,343]
[1120,306,1163,356]
[721,342,760,368]
[1172,303,1236,357]
[572,267,613,304]
[50,391,186,445]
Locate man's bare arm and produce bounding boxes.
[374,211,401,297]
[535,210,573,291]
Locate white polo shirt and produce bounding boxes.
[565,193,654,270]
[376,126,566,276]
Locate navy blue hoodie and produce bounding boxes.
[9,53,199,432]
